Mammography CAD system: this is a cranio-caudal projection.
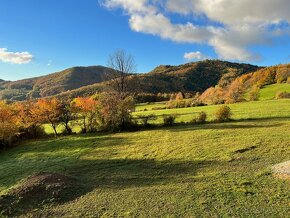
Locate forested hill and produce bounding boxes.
[0,66,111,101]
[0,79,7,84]
[56,60,262,99]
[0,60,261,101]
[138,60,261,93]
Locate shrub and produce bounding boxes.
[167,99,194,109]
[215,105,232,122]
[225,79,245,104]
[33,98,62,136]
[191,99,206,107]
[0,101,19,149]
[200,87,225,105]
[138,114,157,126]
[248,85,260,101]
[163,115,177,126]
[175,92,184,101]
[0,122,18,149]
[97,93,135,131]
[193,111,207,124]
[152,107,166,110]
[19,125,46,139]
[71,97,98,133]
[275,91,290,99]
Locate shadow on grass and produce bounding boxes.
[0,135,134,193]
[168,122,285,132]
[66,158,217,189]
[137,116,290,132]
[0,157,220,216]
[14,135,130,155]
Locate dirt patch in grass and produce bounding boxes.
[0,172,84,216]
[272,161,290,180]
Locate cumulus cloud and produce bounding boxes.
[101,0,290,61]
[0,48,33,64]
[101,0,155,14]
[129,14,212,43]
[184,51,209,61]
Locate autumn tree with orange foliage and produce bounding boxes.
[0,101,18,148]
[199,87,225,105]
[225,78,245,104]
[97,93,135,131]
[71,97,98,133]
[175,92,184,101]
[14,101,45,137]
[34,98,62,136]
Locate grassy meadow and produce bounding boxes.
[258,83,290,100]
[134,99,290,124]
[0,97,289,217]
[44,99,290,134]
[43,83,290,134]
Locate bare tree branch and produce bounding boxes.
[106,49,137,98]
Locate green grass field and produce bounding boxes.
[133,99,290,124]
[45,99,290,134]
[258,83,290,100]
[0,99,289,217]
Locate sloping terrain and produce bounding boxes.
[200,63,290,104]
[55,60,261,100]
[258,83,290,100]
[0,60,261,101]
[0,99,289,217]
[0,66,110,101]
[140,60,261,93]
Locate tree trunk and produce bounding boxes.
[52,124,58,137]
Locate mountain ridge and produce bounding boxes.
[0,66,111,101]
[0,60,262,101]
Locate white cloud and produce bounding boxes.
[102,0,290,61]
[101,0,155,14]
[0,48,33,64]
[129,13,212,44]
[166,0,290,25]
[47,60,52,66]
[184,51,209,61]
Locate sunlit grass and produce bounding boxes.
[134,99,290,124]
[0,117,289,217]
[258,83,290,100]
[2,98,289,216]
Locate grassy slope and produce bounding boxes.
[0,99,290,217]
[258,83,290,100]
[134,99,290,124]
[45,99,290,134]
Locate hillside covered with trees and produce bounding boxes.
[200,63,290,104]
[0,66,111,101]
[0,60,261,102]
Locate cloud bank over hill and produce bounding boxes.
[102,0,290,61]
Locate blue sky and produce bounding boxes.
[1,0,290,81]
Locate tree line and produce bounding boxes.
[0,50,138,149]
[199,65,290,105]
[0,92,136,148]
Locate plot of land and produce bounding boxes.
[258,83,290,101]
[0,99,289,217]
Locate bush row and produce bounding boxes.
[137,105,232,126]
